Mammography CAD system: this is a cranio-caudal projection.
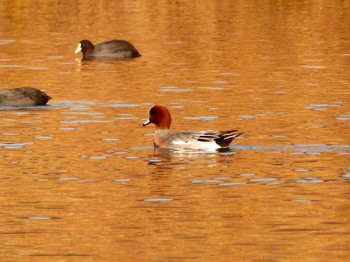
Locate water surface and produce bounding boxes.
[0,1,349,261]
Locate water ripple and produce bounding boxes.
[144,198,173,202]
[295,177,324,183]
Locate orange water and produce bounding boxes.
[0,1,349,261]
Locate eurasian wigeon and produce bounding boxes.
[75,39,141,60]
[0,87,51,107]
[143,105,243,150]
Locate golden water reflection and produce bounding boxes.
[0,1,349,261]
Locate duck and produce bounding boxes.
[75,39,141,60]
[0,87,51,107]
[143,105,242,150]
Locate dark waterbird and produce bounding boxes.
[75,39,141,60]
[0,87,51,107]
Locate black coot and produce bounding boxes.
[0,87,51,107]
[75,39,141,60]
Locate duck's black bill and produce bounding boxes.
[143,120,151,126]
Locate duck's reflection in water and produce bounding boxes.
[147,147,237,165]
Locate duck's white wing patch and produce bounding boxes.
[172,131,220,149]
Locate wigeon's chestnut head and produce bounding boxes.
[75,39,141,60]
[143,105,243,150]
[143,105,172,129]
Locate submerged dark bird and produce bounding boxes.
[75,39,141,60]
[0,87,51,107]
